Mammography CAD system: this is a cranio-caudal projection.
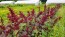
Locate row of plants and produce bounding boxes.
[0,4,61,37]
[0,4,24,8]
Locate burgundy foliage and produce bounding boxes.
[0,4,62,37]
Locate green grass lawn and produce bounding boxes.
[48,4,65,37]
[53,5,65,37]
[0,4,65,37]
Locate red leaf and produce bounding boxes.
[31,9,35,16]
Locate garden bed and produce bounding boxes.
[0,4,65,37]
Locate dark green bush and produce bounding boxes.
[40,0,47,3]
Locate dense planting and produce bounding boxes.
[0,4,61,37]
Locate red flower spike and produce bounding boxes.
[53,17,62,25]
[8,7,15,16]
[13,25,19,30]
[19,11,26,18]
[31,9,35,16]
[41,15,48,24]
[12,23,19,30]
[27,11,31,17]
[37,11,43,17]
[4,26,12,36]
[26,27,29,32]
[7,8,19,23]
[27,16,33,21]
[0,25,5,30]
[18,18,24,23]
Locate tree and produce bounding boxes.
[40,0,47,3]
